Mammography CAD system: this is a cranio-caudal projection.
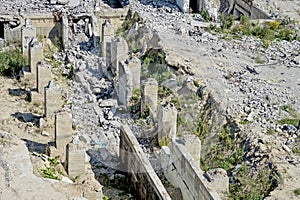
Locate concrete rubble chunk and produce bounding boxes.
[127,57,141,89]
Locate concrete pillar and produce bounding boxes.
[117,61,133,107]
[44,81,62,118]
[110,37,128,76]
[21,19,36,58]
[37,62,52,94]
[91,15,100,49]
[62,12,68,49]
[141,78,158,118]
[128,57,141,89]
[29,38,43,81]
[101,20,114,61]
[67,143,86,180]
[55,110,73,149]
[158,102,177,144]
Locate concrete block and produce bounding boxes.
[141,78,158,119]
[101,20,114,60]
[117,61,133,107]
[30,91,43,106]
[44,82,62,118]
[67,143,86,180]
[29,38,43,80]
[110,37,128,76]
[158,102,177,144]
[21,19,36,58]
[37,62,52,94]
[55,110,73,149]
[128,57,141,89]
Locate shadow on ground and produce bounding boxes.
[22,138,48,154]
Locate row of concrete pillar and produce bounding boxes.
[21,20,101,200]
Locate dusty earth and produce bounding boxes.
[0,77,91,200]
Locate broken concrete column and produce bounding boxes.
[158,102,177,145]
[67,143,86,180]
[55,110,73,150]
[128,57,141,89]
[37,62,52,94]
[21,19,36,58]
[61,12,68,49]
[117,60,133,107]
[110,37,128,76]
[29,38,43,80]
[141,78,158,118]
[44,81,62,118]
[101,20,114,62]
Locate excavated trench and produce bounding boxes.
[115,9,283,199]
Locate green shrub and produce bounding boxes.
[158,86,173,99]
[52,36,63,51]
[277,118,299,127]
[0,48,27,77]
[141,103,150,119]
[229,165,281,200]
[294,188,300,196]
[200,10,212,22]
[39,167,61,180]
[220,14,235,30]
[130,88,141,104]
[159,137,170,147]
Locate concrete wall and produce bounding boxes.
[26,14,62,38]
[119,125,172,200]
[161,139,221,200]
[235,0,270,19]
